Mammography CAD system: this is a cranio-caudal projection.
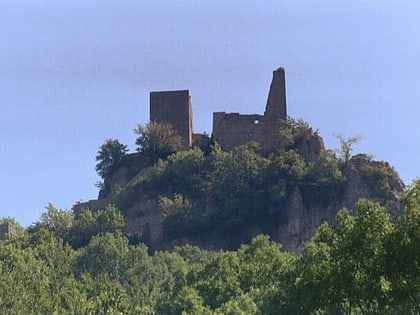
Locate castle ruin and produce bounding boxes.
[150,67,287,152]
[74,66,406,252]
[150,90,193,149]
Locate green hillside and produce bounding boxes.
[1,118,417,314]
[79,118,404,251]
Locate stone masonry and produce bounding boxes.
[212,67,287,151]
[150,90,193,149]
[150,68,287,152]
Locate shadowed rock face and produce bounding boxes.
[273,154,405,252]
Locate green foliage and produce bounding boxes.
[28,204,125,249]
[383,181,420,313]
[300,149,345,207]
[334,133,362,162]
[95,117,392,246]
[2,185,420,314]
[360,159,399,199]
[70,204,125,248]
[39,203,74,239]
[208,143,272,228]
[193,251,242,309]
[192,132,213,155]
[137,123,350,239]
[270,149,307,181]
[151,147,206,198]
[3,115,414,313]
[76,232,130,280]
[292,197,420,314]
[160,193,207,239]
[95,138,128,180]
[153,143,294,238]
[135,121,183,162]
[279,116,318,148]
[79,273,131,315]
[0,237,81,314]
[236,235,295,314]
[0,216,25,240]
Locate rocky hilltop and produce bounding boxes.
[73,68,405,252]
[74,123,404,252]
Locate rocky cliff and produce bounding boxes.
[74,126,405,252]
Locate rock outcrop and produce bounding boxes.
[74,147,405,252]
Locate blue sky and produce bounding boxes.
[1,1,419,226]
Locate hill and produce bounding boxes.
[74,117,404,252]
[74,68,405,251]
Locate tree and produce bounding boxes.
[151,147,206,198]
[278,117,317,149]
[134,121,183,162]
[38,203,74,240]
[192,132,213,155]
[294,199,396,314]
[334,133,362,162]
[236,235,295,314]
[69,205,125,248]
[193,251,242,310]
[383,180,420,313]
[209,142,271,227]
[159,193,204,239]
[75,232,130,280]
[95,139,128,181]
[0,217,25,240]
[78,273,131,314]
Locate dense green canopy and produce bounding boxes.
[1,181,419,314]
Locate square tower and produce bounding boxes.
[150,90,193,149]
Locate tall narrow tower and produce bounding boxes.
[149,90,193,149]
[264,67,287,120]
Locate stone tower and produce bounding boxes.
[264,67,287,120]
[149,90,193,149]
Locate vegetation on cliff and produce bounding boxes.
[95,139,129,188]
[94,118,403,246]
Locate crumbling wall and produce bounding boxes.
[212,113,263,151]
[148,68,287,153]
[212,67,287,152]
[212,113,282,151]
[150,90,193,149]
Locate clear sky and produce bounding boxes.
[1,1,419,226]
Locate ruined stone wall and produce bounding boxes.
[150,90,193,149]
[212,113,262,151]
[73,199,112,216]
[212,113,282,151]
[212,68,287,152]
